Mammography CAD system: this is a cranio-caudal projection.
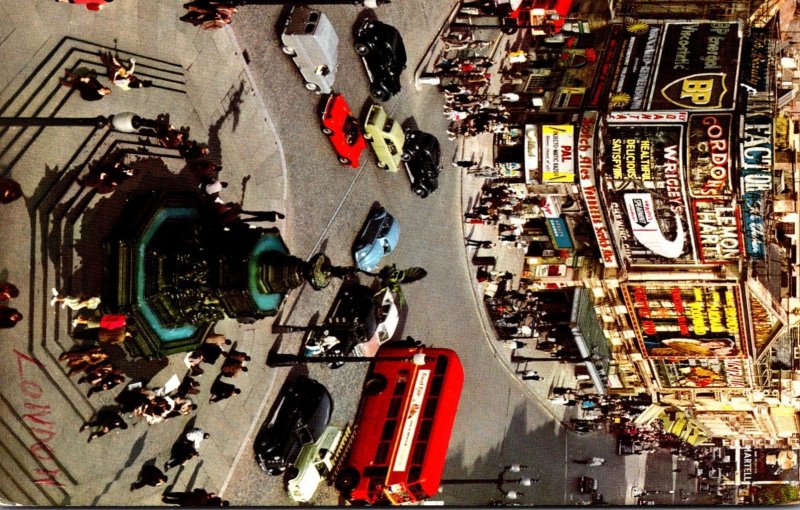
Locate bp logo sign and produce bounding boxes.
[659,73,728,109]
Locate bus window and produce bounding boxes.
[430,376,443,396]
[364,466,389,478]
[409,466,422,483]
[423,399,438,418]
[435,356,448,374]
[411,443,427,465]
[388,396,402,417]
[418,420,432,441]
[393,379,408,395]
[381,420,397,441]
[375,442,390,464]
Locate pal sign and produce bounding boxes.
[624,193,686,258]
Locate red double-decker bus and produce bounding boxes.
[335,346,464,505]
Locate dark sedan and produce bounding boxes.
[354,18,407,101]
[254,377,333,475]
[401,129,442,198]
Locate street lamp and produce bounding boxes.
[0,111,153,133]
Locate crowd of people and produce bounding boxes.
[61,50,151,102]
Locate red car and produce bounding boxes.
[320,93,366,168]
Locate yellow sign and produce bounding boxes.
[541,124,575,182]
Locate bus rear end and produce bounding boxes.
[335,346,464,505]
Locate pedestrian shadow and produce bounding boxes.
[90,428,148,505]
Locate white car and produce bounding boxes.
[286,425,345,503]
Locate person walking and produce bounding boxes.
[60,69,111,101]
[0,308,23,328]
[0,282,19,301]
[220,357,247,378]
[209,377,241,403]
[465,238,493,248]
[56,0,114,10]
[81,409,128,442]
[0,177,23,204]
[87,372,126,397]
[50,288,101,310]
[130,464,167,491]
[178,140,209,161]
[164,439,199,470]
[184,428,210,451]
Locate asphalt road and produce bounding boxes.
[225,2,636,506]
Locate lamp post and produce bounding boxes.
[0,112,154,133]
[440,464,536,502]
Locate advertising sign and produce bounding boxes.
[546,217,574,249]
[740,115,772,260]
[608,111,688,123]
[541,196,562,218]
[608,22,661,110]
[605,124,697,265]
[692,200,742,263]
[577,111,619,267]
[687,114,734,198]
[622,282,744,359]
[588,24,623,109]
[654,359,749,388]
[740,25,772,93]
[542,125,575,183]
[524,125,539,183]
[739,448,800,484]
[649,22,741,110]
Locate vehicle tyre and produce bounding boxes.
[281,46,296,56]
[321,126,334,136]
[327,347,346,369]
[370,85,389,101]
[400,151,411,162]
[376,161,388,169]
[335,467,360,494]
[355,43,370,56]
[413,186,429,198]
[363,133,373,141]
[364,374,387,395]
[239,316,257,325]
[305,82,320,92]
[338,156,352,166]
[267,465,286,476]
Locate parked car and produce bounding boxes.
[303,283,403,368]
[286,425,346,503]
[352,205,399,272]
[363,104,404,172]
[353,18,407,101]
[578,476,597,494]
[281,6,338,93]
[401,129,442,198]
[320,93,366,167]
[254,377,333,475]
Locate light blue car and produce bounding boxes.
[352,206,399,272]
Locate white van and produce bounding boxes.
[280,6,339,94]
[286,425,345,503]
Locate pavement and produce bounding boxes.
[0,0,285,505]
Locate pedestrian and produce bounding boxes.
[204,333,233,347]
[80,409,128,442]
[161,488,225,506]
[164,440,199,470]
[465,238,493,249]
[521,370,542,381]
[72,312,126,330]
[176,373,201,398]
[202,179,228,201]
[77,161,138,194]
[157,124,186,149]
[178,140,209,161]
[98,326,132,345]
[164,398,197,419]
[77,361,116,385]
[220,357,247,378]
[55,0,114,10]
[60,69,111,101]
[237,209,285,223]
[188,159,222,184]
[209,377,241,403]
[184,428,210,450]
[187,349,205,376]
[208,199,242,228]
[0,282,19,301]
[194,342,223,365]
[0,177,23,204]
[87,372,126,397]
[50,288,101,310]
[130,464,168,491]
[0,307,23,328]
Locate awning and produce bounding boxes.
[633,404,666,426]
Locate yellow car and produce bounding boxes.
[363,104,404,172]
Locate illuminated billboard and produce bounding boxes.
[653,359,749,388]
[687,113,734,198]
[649,22,741,110]
[604,124,697,265]
[622,282,744,359]
[692,199,743,263]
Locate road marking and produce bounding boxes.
[563,431,569,504]
[218,367,280,498]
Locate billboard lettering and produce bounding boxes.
[693,200,742,263]
[608,111,688,123]
[542,125,575,182]
[742,192,766,259]
[578,111,618,267]
[650,22,741,110]
[654,359,749,388]
[688,114,733,197]
[740,119,772,173]
[623,283,743,358]
[608,23,661,109]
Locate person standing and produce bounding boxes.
[0,177,22,204]
[130,464,167,491]
[50,288,101,310]
[209,377,241,403]
[0,282,19,301]
[81,409,128,442]
[0,308,23,328]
